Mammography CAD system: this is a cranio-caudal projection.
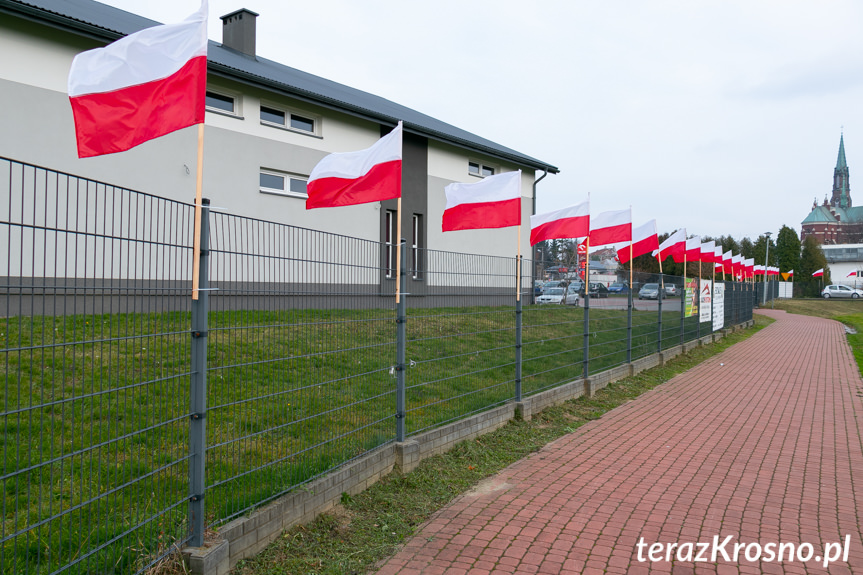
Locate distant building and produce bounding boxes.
[801,134,863,244]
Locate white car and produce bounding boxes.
[564,284,580,306]
[537,287,566,304]
[821,284,863,299]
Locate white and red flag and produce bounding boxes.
[745,258,755,277]
[847,270,859,278]
[672,236,701,263]
[306,122,402,209]
[617,219,659,263]
[714,245,723,263]
[700,240,716,263]
[812,268,824,277]
[787,269,794,277]
[589,209,631,247]
[722,251,733,275]
[68,1,208,158]
[754,265,765,276]
[654,228,686,261]
[530,201,589,245]
[442,170,522,231]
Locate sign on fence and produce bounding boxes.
[699,279,712,323]
[713,282,725,331]
[684,278,699,318]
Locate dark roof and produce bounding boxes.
[1,0,559,174]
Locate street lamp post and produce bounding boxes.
[763,231,772,305]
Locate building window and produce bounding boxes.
[260,105,285,125]
[290,114,315,133]
[206,91,236,114]
[260,104,318,135]
[468,161,495,178]
[412,214,423,280]
[259,169,308,198]
[385,210,397,279]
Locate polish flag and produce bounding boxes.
[847,270,859,278]
[787,269,794,277]
[442,170,522,231]
[530,201,589,245]
[754,265,765,276]
[68,1,208,158]
[672,237,701,263]
[589,209,632,247]
[307,122,402,209]
[654,228,686,261]
[714,245,723,263]
[812,268,824,277]
[700,240,716,263]
[617,219,659,263]
[722,251,733,275]
[745,258,754,277]
[731,255,743,276]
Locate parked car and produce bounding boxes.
[638,283,665,300]
[586,282,609,298]
[664,284,679,296]
[542,280,565,293]
[564,284,580,306]
[607,282,629,294]
[821,284,863,299]
[537,287,566,304]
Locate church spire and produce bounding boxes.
[831,132,851,209]
[837,132,848,170]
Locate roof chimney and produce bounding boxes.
[221,9,259,57]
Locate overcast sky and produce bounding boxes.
[99,0,863,241]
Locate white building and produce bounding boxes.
[0,0,558,292]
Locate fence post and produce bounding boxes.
[680,278,685,346]
[189,198,210,548]
[583,284,590,379]
[396,239,407,443]
[515,257,523,403]
[696,278,701,341]
[657,274,663,353]
[626,281,633,363]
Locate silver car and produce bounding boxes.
[821,284,863,299]
[564,284,580,306]
[638,283,664,300]
[537,287,566,304]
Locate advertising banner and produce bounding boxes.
[700,279,712,322]
[713,282,725,331]
[684,278,699,317]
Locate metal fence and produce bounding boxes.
[0,157,760,574]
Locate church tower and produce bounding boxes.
[831,133,851,209]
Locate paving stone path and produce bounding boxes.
[375,310,863,574]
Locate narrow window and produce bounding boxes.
[481,165,495,177]
[260,105,286,125]
[412,214,423,280]
[468,162,480,175]
[385,210,397,279]
[290,114,315,133]
[206,91,235,113]
[260,169,308,198]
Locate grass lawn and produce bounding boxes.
[228,314,771,575]
[2,301,713,574]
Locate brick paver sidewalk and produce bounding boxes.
[375,310,863,574]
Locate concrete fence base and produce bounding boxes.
[183,326,737,574]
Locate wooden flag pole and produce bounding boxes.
[395,196,403,304]
[192,123,205,301]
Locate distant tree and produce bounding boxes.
[739,237,755,260]
[716,235,739,258]
[752,234,777,268]
[775,225,801,274]
[798,236,830,297]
